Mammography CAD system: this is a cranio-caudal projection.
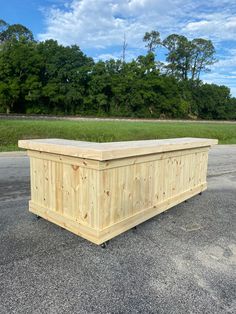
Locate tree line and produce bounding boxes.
[0,19,236,120]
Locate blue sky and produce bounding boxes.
[1,0,236,96]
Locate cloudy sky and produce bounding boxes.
[2,0,236,96]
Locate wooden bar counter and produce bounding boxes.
[18,137,217,245]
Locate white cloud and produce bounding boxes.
[94,53,119,61]
[38,0,236,48]
[183,13,236,41]
[38,0,190,49]
[38,0,236,96]
[95,49,138,61]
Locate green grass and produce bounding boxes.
[0,119,236,151]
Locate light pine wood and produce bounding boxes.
[19,138,217,245]
[19,137,217,161]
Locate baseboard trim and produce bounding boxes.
[29,183,207,245]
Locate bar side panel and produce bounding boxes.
[30,153,99,229]
[99,148,209,229]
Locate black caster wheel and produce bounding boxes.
[36,215,41,220]
[184,200,188,203]
[199,192,202,195]
[100,241,109,248]
[132,226,137,230]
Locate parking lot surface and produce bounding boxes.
[0,146,236,313]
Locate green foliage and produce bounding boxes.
[0,19,33,43]
[0,20,235,120]
[143,31,161,53]
[162,34,216,80]
[191,38,216,80]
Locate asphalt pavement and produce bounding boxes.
[0,146,236,313]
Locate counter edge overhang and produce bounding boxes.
[18,137,218,161]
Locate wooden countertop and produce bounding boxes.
[18,137,218,161]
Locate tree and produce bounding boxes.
[0,39,40,113]
[190,38,216,80]
[0,80,20,114]
[121,33,127,63]
[37,40,93,114]
[0,20,234,120]
[163,35,216,81]
[137,52,157,73]
[143,31,161,54]
[0,23,34,42]
[163,34,192,80]
[191,83,231,119]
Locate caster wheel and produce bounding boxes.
[132,226,137,230]
[184,200,187,203]
[199,192,202,195]
[36,215,41,220]
[100,241,109,248]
